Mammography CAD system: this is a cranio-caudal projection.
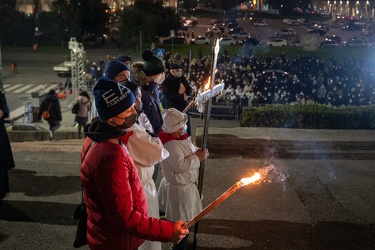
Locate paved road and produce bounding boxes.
[2,132,375,249]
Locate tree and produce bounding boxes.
[51,0,110,41]
[119,1,180,48]
[210,0,238,10]
[0,1,34,46]
[36,11,66,42]
[32,0,40,19]
[266,0,311,14]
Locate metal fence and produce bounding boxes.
[188,102,241,121]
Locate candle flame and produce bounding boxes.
[240,173,261,187]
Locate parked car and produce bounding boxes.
[179,25,189,31]
[83,35,105,47]
[320,40,339,48]
[219,37,235,45]
[325,35,342,44]
[289,20,302,26]
[267,38,287,47]
[253,20,268,26]
[282,19,292,24]
[238,37,262,46]
[207,27,222,35]
[210,19,224,26]
[190,36,210,45]
[290,40,302,47]
[362,28,370,35]
[228,26,244,35]
[184,19,198,26]
[343,39,367,48]
[232,32,251,39]
[330,21,341,28]
[308,28,327,36]
[275,28,296,36]
[162,36,186,44]
[342,24,362,31]
[225,19,238,28]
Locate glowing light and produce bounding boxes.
[240,173,261,186]
[204,76,211,91]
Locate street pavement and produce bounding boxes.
[1,40,375,250]
[2,105,375,249]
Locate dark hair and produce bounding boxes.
[79,91,91,102]
[48,89,56,95]
[123,81,141,97]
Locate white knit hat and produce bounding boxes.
[162,108,188,133]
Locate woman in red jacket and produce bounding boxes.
[81,77,188,249]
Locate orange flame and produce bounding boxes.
[240,172,261,186]
[204,76,211,91]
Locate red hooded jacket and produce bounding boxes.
[80,135,174,249]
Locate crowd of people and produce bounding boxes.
[159,49,375,109]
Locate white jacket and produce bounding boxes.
[126,123,169,250]
[159,138,202,222]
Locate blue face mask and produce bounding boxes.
[182,124,188,134]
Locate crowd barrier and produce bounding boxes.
[188,102,241,121]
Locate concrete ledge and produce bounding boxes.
[12,123,45,131]
[8,131,79,142]
[196,127,375,151]
[4,106,25,124]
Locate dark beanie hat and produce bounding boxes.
[104,60,130,80]
[48,89,56,95]
[142,49,165,76]
[93,77,135,121]
[170,64,182,70]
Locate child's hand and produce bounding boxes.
[195,148,209,161]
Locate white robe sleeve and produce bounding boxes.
[138,112,154,133]
[126,130,169,168]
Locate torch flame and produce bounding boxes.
[204,76,211,91]
[240,172,261,187]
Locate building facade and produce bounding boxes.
[16,0,53,13]
[16,0,175,14]
[313,0,375,18]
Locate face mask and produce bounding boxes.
[115,114,137,129]
[153,73,165,84]
[119,80,130,85]
[175,71,182,78]
[182,124,188,134]
[137,101,143,111]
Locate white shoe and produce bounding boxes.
[49,131,55,141]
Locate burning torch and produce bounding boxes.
[192,37,221,249]
[182,80,225,114]
[183,172,261,230]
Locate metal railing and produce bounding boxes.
[188,102,240,121]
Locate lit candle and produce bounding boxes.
[183,173,261,229]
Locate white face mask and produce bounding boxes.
[153,73,165,85]
[175,71,183,78]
